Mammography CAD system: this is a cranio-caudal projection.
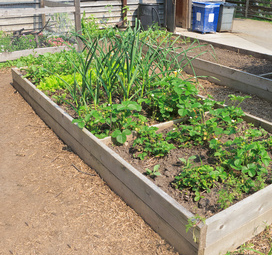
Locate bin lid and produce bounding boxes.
[221,2,237,6]
[192,1,221,7]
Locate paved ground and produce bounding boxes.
[176,18,272,55]
[232,18,272,51]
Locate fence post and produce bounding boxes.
[122,0,128,25]
[245,0,249,17]
[74,0,83,51]
[40,0,46,27]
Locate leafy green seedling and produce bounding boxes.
[145,164,161,179]
[111,129,131,145]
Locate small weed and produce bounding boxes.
[145,164,161,179]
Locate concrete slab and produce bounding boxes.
[175,18,272,56]
[232,18,272,51]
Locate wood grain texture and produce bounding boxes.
[44,0,73,7]
[204,185,272,254]
[0,7,75,17]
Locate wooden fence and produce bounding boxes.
[0,1,41,32]
[81,0,164,26]
[0,0,82,48]
[227,0,272,21]
[0,0,165,33]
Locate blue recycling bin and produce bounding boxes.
[192,2,221,33]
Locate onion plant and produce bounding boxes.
[95,37,125,105]
[116,24,142,101]
[57,18,212,121]
[63,35,100,110]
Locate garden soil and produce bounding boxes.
[0,71,178,255]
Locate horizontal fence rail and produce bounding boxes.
[228,0,272,21]
[0,0,79,32]
[0,0,165,32]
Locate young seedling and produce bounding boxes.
[145,164,161,179]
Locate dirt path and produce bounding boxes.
[0,71,178,255]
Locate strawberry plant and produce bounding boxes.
[72,101,147,142]
[132,126,175,160]
[174,157,227,201]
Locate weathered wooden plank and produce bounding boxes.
[81,6,122,13]
[0,7,75,18]
[205,184,272,254]
[0,1,38,5]
[0,16,41,26]
[44,0,74,8]
[128,5,164,11]
[242,113,272,133]
[74,0,82,51]
[260,72,272,77]
[127,0,164,3]
[82,16,122,24]
[0,23,42,32]
[40,0,46,27]
[181,57,272,103]
[80,1,122,7]
[0,46,71,63]
[84,12,122,19]
[11,68,201,253]
[204,209,272,255]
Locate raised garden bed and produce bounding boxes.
[149,39,272,103]
[11,67,272,255]
[180,54,272,103]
